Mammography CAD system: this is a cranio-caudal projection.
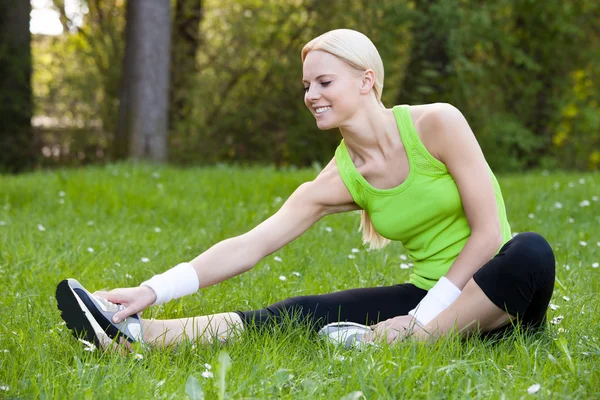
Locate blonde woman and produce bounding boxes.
[56,29,555,348]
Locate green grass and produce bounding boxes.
[0,163,599,399]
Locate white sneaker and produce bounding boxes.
[318,321,372,349]
[56,279,144,349]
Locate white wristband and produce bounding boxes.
[408,277,461,325]
[140,262,199,306]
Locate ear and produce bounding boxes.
[359,69,376,95]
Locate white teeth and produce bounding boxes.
[315,106,331,114]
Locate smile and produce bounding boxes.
[315,106,331,115]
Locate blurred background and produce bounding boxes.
[1,0,599,173]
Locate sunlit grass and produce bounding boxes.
[0,164,599,398]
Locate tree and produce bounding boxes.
[170,0,203,139]
[116,0,172,161]
[0,0,33,172]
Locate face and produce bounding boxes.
[302,50,366,130]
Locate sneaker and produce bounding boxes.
[318,321,372,349]
[56,279,144,348]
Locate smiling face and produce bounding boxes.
[302,50,367,130]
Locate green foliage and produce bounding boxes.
[30,0,600,171]
[0,165,599,397]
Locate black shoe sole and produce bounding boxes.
[56,279,102,347]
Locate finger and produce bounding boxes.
[113,304,141,323]
[94,290,124,304]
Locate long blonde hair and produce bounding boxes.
[302,29,391,250]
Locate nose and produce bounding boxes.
[305,85,321,102]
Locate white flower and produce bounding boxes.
[564,264,570,271]
[152,172,160,179]
[549,303,559,310]
[579,241,587,247]
[348,254,356,259]
[400,263,410,269]
[351,248,360,253]
[292,271,301,277]
[592,262,599,269]
[87,247,94,253]
[579,200,591,207]
[115,262,121,267]
[568,218,575,224]
[568,182,575,187]
[597,242,600,247]
[274,256,283,262]
[527,384,541,394]
[579,178,586,184]
[154,227,161,233]
[134,353,144,360]
[528,213,535,219]
[37,224,46,231]
[324,226,333,233]
[592,196,599,202]
[335,355,346,362]
[400,255,408,260]
[125,274,133,279]
[58,199,65,204]
[141,257,150,263]
[279,275,287,281]
[551,316,564,325]
[201,370,214,379]
[204,363,212,370]
[0,221,6,226]
[0,385,9,391]
[87,220,95,226]
[59,191,66,197]
[562,296,570,301]
[1,350,8,353]
[272,197,282,205]
[554,202,563,209]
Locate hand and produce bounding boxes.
[364,315,423,344]
[94,285,157,323]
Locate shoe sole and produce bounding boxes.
[56,279,112,348]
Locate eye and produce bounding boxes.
[321,81,331,87]
[303,86,309,92]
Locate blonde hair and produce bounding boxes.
[302,29,391,250]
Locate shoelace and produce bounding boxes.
[94,296,124,313]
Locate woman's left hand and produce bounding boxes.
[364,315,423,344]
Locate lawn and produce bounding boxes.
[0,164,598,399]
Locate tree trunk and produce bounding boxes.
[116,0,172,162]
[0,0,33,172]
[170,0,203,136]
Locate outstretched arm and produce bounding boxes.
[97,158,358,322]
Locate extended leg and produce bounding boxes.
[142,312,244,347]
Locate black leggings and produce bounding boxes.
[236,232,555,332]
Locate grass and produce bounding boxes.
[0,163,599,399]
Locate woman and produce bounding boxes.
[56,29,555,348]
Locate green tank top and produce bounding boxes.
[335,105,512,290]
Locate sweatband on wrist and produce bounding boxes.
[140,262,199,306]
[408,277,461,325]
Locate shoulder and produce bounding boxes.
[411,103,475,163]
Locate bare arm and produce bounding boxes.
[424,103,503,289]
[192,160,359,287]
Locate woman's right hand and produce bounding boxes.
[94,286,157,323]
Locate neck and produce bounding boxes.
[338,99,398,162]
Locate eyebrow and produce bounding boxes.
[302,74,336,84]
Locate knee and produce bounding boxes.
[514,232,555,265]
